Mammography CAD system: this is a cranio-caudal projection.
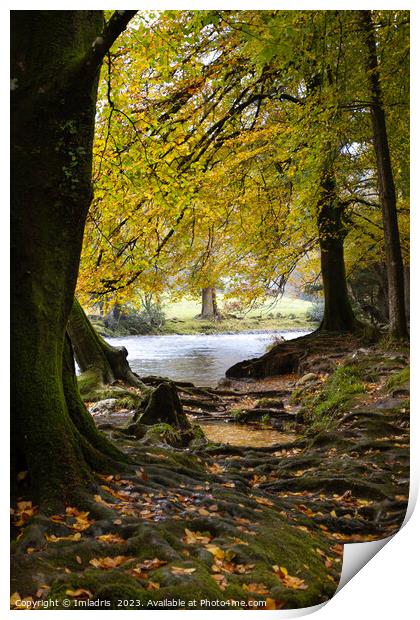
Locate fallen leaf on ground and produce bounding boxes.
[45,532,81,543]
[235,563,255,574]
[228,537,249,546]
[243,583,270,595]
[272,565,308,590]
[65,589,92,599]
[10,592,21,606]
[10,592,34,609]
[212,574,228,590]
[94,494,113,507]
[252,495,274,507]
[138,558,167,570]
[147,581,160,591]
[170,566,197,575]
[297,503,316,517]
[12,501,38,527]
[198,508,210,516]
[69,512,94,532]
[330,544,343,556]
[205,463,224,475]
[265,598,285,610]
[126,568,148,579]
[50,515,65,523]
[183,528,212,545]
[205,544,225,560]
[101,484,131,502]
[233,516,254,526]
[89,555,131,569]
[96,533,125,544]
[135,468,149,481]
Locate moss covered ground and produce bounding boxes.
[11,338,409,611]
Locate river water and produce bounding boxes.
[106,330,309,387]
[198,421,295,447]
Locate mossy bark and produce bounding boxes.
[10,11,132,508]
[138,382,190,428]
[317,173,359,333]
[62,334,128,468]
[68,298,144,388]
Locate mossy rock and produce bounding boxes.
[385,366,409,393]
[143,423,183,447]
[80,381,145,407]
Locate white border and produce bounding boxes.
[3,3,418,618]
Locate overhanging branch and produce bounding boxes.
[83,10,137,72]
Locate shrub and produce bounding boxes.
[306,300,324,323]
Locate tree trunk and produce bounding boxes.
[62,334,128,468]
[373,262,389,322]
[11,10,135,508]
[359,10,408,339]
[68,298,144,388]
[404,264,410,323]
[198,286,221,320]
[134,382,189,428]
[317,173,359,333]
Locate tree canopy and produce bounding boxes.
[77,10,409,329]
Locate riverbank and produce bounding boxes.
[104,331,311,387]
[90,297,317,337]
[11,335,409,610]
[161,316,315,336]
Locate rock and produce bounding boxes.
[391,386,410,398]
[296,373,318,386]
[89,398,119,415]
[217,377,232,387]
[356,347,370,355]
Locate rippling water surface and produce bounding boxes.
[106,331,309,387]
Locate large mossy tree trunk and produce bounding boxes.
[62,334,128,468]
[68,298,144,388]
[359,10,408,339]
[317,173,359,333]
[11,10,135,508]
[198,286,221,320]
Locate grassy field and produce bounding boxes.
[161,296,317,335]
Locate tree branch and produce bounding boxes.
[84,11,137,71]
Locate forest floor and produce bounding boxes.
[11,335,409,611]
